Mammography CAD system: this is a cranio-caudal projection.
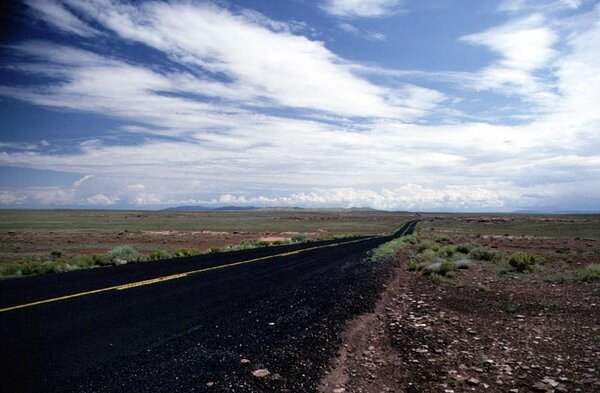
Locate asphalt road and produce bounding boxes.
[0,220,418,393]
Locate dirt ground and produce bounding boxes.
[320,220,599,393]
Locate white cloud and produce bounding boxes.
[338,23,386,41]
[26,0,100,37]
[47,0,431,119]
[86,194,118,205]
[460,15,559,106]
[72,174,93,188]
[499,0,588,12]
[321,0,403,18]
[0,191,26,205]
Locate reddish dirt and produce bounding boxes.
[320,238,600,393]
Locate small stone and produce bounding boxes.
[532,382,549,392]
[333,388,346,393]
[240,358,251,364]
[252,369,270,378]
[467,378,480,385]
[555,385,568,393]
[206,382,214,387]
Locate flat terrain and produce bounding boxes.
[0,221,417,393]
[320,215,600,393]
[0,209,414,264]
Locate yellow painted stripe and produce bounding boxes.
[0,236,376,314]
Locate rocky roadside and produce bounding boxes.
[319,255,599,393]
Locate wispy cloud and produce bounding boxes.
[338,23,386,41]
[460,14,559,107]
[320,0,403,18]
[53,0,431,119]
[26,0,100,37]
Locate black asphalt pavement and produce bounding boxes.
[0,220,418,393]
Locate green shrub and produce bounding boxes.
[148,250,171,260]
[92,254,110,266]
[49,260,75,273]
[508,252,540,272]
[469,247,500,262]
[436,235,451,243]
[371,238,408,263]
[401,235,417,245]
[456,242,478,254]
[438,245,456,258]
[69,255,95,268]
[173,248,198,257]
[20,262,53,276]
[415,249,438,263]
[455,258,471,269]
[50,250,63,259]
[574,264,600,282]
[423,260,458,276]
[418,240,439,252]
[107,246,139,265]
[0,264,23,277]
[291,233,308,242]
[208,247,221,254]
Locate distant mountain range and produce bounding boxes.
[160,206,385,212]
[161,205,261,212]
[513,209,600,214]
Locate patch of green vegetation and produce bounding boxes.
[544,273,567,284]
[0,233,337,279]
[291,233,308,242]
[423,214,600,239]
[574,264,600,282]
[437,245,456,258]
[107,245,139,265]
[423,260,458,276]
[469,246,501,262]
[455,242,479,254]
[370,236,415,263]
[147,250,171,261]
[0,209,412,234]
[508,252,544,272]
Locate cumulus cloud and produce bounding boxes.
[86,194,118,205]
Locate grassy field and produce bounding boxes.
[426,213,600,238]
[0,209,416,265]
[0,209,413,233]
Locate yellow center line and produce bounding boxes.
[0,236,377,314]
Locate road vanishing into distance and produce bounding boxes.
[0,220,419,393]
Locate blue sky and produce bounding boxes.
[0,0,599,211]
